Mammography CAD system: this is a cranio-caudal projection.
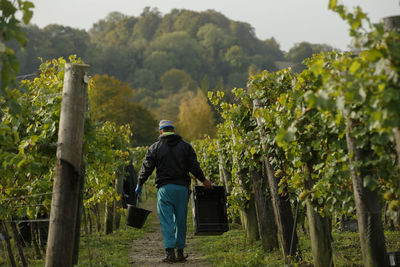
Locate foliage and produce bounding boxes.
[0,56,82,220]
[193,8,400,266]
[176,90,216,141]
[27,213,154,266]
[198,3,400,224]
[89,74,158,146]
[0,56,142,223]
[0,0,34,106]
[11,8,306,123]
[192,137,220,183]
[286,41,335,63]
[193,226,400,267]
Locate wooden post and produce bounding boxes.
[93,204,102,232]
[345,116,388,267]
[249,168,278,251]
[303,164,333,267]
[104,200,114,235]
[0,222,16,267]
[31,223,42,259]
[10,222,27,267]
[45,63,89,267]
[253,99,298,262]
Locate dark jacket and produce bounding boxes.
[138,133,206,188]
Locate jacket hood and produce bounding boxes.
[158,133,182,146]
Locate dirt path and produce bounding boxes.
[129,200,212,267]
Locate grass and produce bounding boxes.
[3,187,399,267]
[191,223,400,267]
[25,214,156,267]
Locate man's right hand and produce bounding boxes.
[202,178,212,189]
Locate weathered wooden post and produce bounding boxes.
[253,99,298,263]
[0,221,16,267]
[249,168,278,251]
[45,63,89,267]
[303,164,333,267]
[104,198,114,234]
[344,114,388,267]
[10,222,28,267]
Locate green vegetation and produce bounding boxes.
[194,227,400,267]
[0,0,34,97]
[1,1,399,266]
[9,8,334,127]
[193,2,400,266]
[26,225,150,267]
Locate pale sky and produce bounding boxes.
[30,0,399,51]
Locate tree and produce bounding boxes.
[176,90,215,140]
[40,25,91,61]
[143,51,175,79]
[133,7,162,41]
[197,23,233,60]
[286,41,335,63]
[89,11,128,45]
[89,74,158,145]
[0,0,34,98]
[147,31,203,80]
[160,69,197,93]
[225,45,247,71]
[92,46,137,82]
[129,68,159,92]
[172,9,204,37]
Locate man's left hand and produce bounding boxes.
[135,185,143,196]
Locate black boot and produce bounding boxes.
[163,248,176,263]
[176,248,188,262]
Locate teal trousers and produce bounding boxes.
[157,184,189,249]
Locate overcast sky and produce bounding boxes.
[30,0,399,51]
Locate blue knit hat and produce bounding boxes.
[159,120,175,130]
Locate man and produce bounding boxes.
[135,120,212,263]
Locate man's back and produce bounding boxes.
[138,133,206,188]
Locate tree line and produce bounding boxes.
[8,7,335,143]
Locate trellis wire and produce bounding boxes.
[1,192,52,202]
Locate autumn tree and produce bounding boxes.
[89,74,158,145]
[176,90,216,140]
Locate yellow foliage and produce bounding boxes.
[176,90,215,141]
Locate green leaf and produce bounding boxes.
[349,61,360,74]
[17,159,26,168]
[362,49,382,62]
[363,175,377,191]
[0,41,6,53]
[328,0,337,10]
[22,10,33,25]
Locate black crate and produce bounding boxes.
[191,185,229,235]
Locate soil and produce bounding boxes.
[129,199,212,267]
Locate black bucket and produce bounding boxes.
[126,204,151,229]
